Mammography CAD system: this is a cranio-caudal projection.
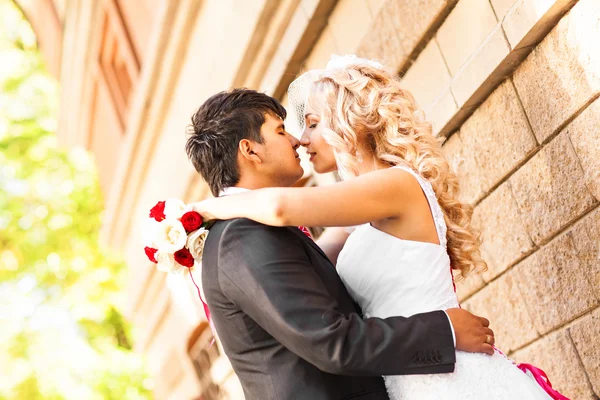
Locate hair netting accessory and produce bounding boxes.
[286,69,322,138]
[285,54,385,138]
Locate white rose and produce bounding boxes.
[142,218,160,247]
[164,198,187,220]
[154,218,187,253]
[155,251,184,275]
[186,228,209,261]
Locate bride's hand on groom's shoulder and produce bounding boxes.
[190,199,219,222]
[445,308,495,355]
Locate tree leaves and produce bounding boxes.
[0,1,151,398]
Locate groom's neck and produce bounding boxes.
[236,174,295,190]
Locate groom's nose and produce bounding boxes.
[288,132,300,150]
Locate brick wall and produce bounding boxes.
[341,0,599,397]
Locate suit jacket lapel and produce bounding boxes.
[287,226,332,265]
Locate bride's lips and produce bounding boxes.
[308,152,316,162]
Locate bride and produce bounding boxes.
[192,56,559,399]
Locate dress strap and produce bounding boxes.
[391,165,447,249]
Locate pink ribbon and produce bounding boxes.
[298,225,313,239]
[516,363,570,400]
[189,270,216,347]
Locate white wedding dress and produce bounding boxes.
[336,166,551,400]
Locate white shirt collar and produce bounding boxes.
[219,187,251,197]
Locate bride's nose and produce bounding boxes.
[299,130,310,147]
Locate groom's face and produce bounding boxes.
[254,112,304,187]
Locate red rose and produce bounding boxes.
[149,201,166,222]
[181,211,203,233]
[174,247,194,268]
[144,246,158,263]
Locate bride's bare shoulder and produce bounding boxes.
[365,166,424,195]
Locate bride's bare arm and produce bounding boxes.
[192,168,420,228]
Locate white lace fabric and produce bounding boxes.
[336,166,551,399]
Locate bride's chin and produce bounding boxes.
[313,164,337,174]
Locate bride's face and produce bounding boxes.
[300,106,337,174]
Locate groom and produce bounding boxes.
[186,89,494,400]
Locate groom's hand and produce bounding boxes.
[446,308,495,355]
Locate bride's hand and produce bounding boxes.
[190,198,220,222]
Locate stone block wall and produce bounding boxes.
[304,0,600,397]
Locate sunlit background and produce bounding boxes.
[0,1,151,398]
[2,0,599,398]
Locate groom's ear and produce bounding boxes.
[239,139,262,164]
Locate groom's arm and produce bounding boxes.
[218,218,455,376]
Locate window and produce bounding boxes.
[97,0,139,128]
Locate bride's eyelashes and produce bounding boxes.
[308,123,317,129]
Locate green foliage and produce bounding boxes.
[0,1,151,398]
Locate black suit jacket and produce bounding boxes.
[202,218,455,400]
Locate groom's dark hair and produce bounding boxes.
[186,88,287,196]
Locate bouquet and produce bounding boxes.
[143,199,211,274]
[143,199,215,343]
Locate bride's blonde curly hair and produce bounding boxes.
[306,63,486,279]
